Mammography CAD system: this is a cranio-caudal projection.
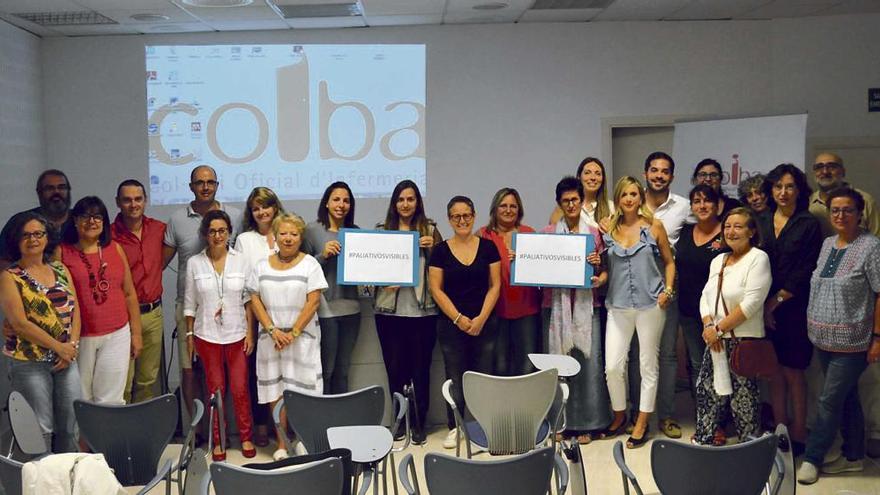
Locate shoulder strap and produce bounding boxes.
[714,254,730,318]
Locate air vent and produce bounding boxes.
[531,0,613,9]
[13,10,117,26]
[275,3,361,18]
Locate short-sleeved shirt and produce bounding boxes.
[428,237,501,319]
[164,202,242,302]
[675,224,729,318]
[246,255,328,332]
[808,232,880,352]
[111,214,166,304]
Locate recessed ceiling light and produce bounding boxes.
[473,2,508,10]
[130,13,171,22]
[181,0,254,6]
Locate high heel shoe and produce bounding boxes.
[626,424,650,449]
[241,443,257,458]
[599,416,628,439]
[212,449,227,462]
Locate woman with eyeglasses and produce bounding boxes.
[374,180,441,444]
[0,212,81,452]
[303,181,360,394]
[60,196,142,405]
[798,187,880,484]
[429,196,501,450]
[184,210,255,462]
[479,187,541,377]
[692,159,743,219]
[757,163,823,456]
[235,186,286,447]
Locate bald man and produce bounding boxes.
[808,152,880,237]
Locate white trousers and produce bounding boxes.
[79,324,131,405]
[605,305,666,413]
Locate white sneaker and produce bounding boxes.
[293,440,308,456]
[823,450,842,466]
[443,428,458,449]
[273,448,289,461]
[821,456,864,474]
[796,461,818,485]
[469,441,487,455]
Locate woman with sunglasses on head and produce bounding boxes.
[0,212,81,452]
[60,196,142,405]
[235,186,286,447]
[185,210,255,462]
[692,159,742,219]
[303,181,360,394]
[479,187,541,377]
[429,196,501,450]
[374,180,442,444]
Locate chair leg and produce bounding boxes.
[390,452,399,495]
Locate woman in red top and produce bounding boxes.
[479,188,541,375]
[60,197,142,405]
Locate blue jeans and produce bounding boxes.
[494,314,540,376]
[804,349,868,465]
[679,314,706,398]
[319,313,361,394]
[9,359,82,453]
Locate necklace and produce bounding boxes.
[278,251,299,263]
[78,247,109,305]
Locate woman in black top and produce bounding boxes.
[675,185,730,393]
[758,163,822,454]
[428,195,501,450]
[692,158,743,219]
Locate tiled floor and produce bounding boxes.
[145,393,880,494]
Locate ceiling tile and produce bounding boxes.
[285,16,366,28]
[72,0,176,9]
[814,0,880,16]
[739,1,837,19]
[0,0,83,13]
[99,8,199,24]
[443,10,524,23]
[518,7,601,21]
[593,0,692,20]
[360,0,444,15]
[665,0,771,20]
[0,12,63,36]
[48,23,141,35]
[364,13,442,25]
[445,0,534,11]
[181,4,281,20]
[204,18,290,29]
[136,21,215,32]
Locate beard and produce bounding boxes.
[41,194,70,217]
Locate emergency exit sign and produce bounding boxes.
[871,88,880,112]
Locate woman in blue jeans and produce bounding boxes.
[798,187,880,484]
[304,181,361,394]
[0,212,82,452]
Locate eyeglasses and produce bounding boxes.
[449,213,474,224]
[207,228,229,236]
[39,184,70,193]
[77,214,103,224]
[559,198,581,205]
[192,180,219,188]
[21,231,47,241]
[813,162,842,172]
[830,207,858,217]
[696,172,721,180]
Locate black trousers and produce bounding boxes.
[437,315,497,429]
[375,314,437,432]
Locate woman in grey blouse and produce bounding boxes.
[303,181,361,394]
[798,187,880,484]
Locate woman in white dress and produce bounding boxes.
[247,213,328,461]
[234,186,286,446]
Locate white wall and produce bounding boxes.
[32,14,880,425]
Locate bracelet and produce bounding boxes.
[264,325,276,336]
[453,313,462,325]
[872,333,880,339]
[663,287,675,298]
[704,322,715,329]
[185,331,194,337]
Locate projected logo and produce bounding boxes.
[146,44,426,205]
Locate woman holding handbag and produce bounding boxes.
[693,207,772,445]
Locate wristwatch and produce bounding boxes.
[265,325,276,336]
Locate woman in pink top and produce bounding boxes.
[478,188,541,376]
[60,197,142,405]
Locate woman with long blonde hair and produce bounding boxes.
[601,176,676,449]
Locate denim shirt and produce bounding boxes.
[603,227,664,310]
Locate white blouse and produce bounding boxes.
[699,247,772,339]
[234,230,277,273]
[183,248,250,344]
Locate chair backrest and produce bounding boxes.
[74,393,178,486]
[209,456,344,495]
[463,369,558,455]
[771,424,795,495]
[184,448,210,495]
[651,434,779,495]
[424,446,555,495]
[283,386,385,454]
[7,392,47,456]
[0,455,23,495]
